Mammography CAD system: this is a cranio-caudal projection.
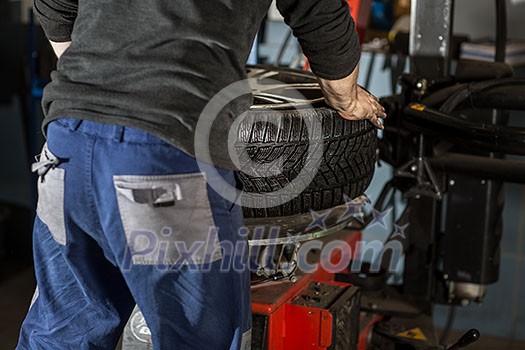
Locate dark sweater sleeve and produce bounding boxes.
[276,0,360,80]
[34,0,78,42]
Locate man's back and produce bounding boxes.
[38,0,271,166]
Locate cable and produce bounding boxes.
[364,52,377,91]
[439,78,525,114]
[274,29,293,66]
[495,0,507,63]
[440,305,457,345]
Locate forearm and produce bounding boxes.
[50,40,71,59]
[317,63,359,111]
[276,0,360,80]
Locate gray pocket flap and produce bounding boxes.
[113,172,222,266]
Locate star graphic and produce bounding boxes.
[367,207,393,229]
[337,194,367,223]
[305,209,330,231]
[392,223,409,239]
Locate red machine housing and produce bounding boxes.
[250,230,363,350]
[347,0,372,43]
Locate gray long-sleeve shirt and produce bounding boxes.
[35,0,360,169]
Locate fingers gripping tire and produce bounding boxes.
[238,68,377,218]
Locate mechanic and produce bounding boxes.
[17,0,386,349]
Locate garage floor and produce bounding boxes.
[2,267,525,350]
[1,267,34,350]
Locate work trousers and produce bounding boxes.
[17,118,251,350]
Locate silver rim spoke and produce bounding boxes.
[248,67,324,109]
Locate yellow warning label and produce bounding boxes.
[396,327,428,341]
[410,104,427,112]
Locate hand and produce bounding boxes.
[340,86,386,129]
[317,64,387,129]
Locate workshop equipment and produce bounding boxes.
[122,225,365,350]
[360,0,522,348]
[346,0,373,42]
[251,229,362,350]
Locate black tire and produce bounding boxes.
[238,66,377,218]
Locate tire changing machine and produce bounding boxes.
[122,201,369,350]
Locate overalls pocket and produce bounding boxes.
[113,172,222,266]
